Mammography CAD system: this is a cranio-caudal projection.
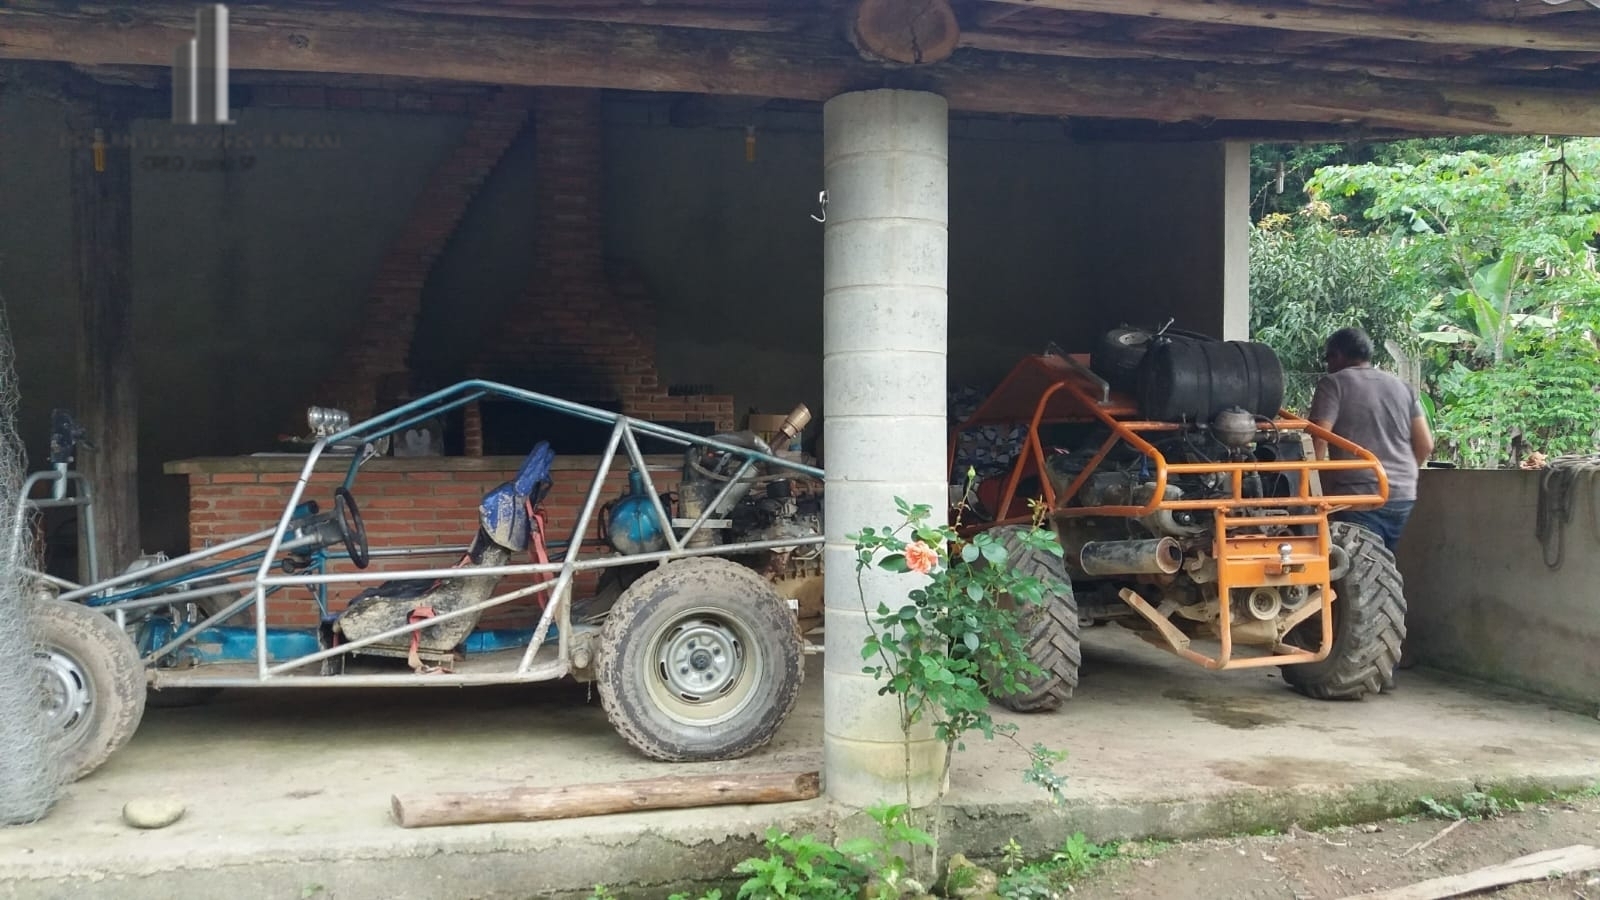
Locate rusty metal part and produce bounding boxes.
[1079,537,1182,576]
[1221,617,1280,647]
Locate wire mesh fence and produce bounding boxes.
[0,288,61,825]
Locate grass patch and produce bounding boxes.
[997,832,1121,899]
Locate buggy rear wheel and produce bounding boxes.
[34,598,147,781]
[1281,522,1407,700]
[596,558,803,761]
[984,525,1081,713]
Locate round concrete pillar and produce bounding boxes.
[821,89,949,808]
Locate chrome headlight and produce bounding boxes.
[306,406,351,438]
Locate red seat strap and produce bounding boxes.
[407,605,439,672]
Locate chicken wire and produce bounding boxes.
[0,288,60,825]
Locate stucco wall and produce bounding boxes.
[601,103,1238,415]
[1397,468,1600,708]
[1,91,469,552]
[1,89,1237,558]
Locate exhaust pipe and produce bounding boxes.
[1079,537,1183,576]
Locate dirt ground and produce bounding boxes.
[1072,794,1600,900]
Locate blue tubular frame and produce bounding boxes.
[65,380,824,690]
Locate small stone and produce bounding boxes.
[943,853,1000,898]
[122,798,185,829]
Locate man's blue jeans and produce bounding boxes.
[1331,500,1415,555]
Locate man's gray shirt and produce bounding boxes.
[1308,367,1423,501]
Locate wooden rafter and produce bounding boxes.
[979,0,1600,53]
[2,2,1600,136]
[386,1,808,32]
[955,29,1514,83]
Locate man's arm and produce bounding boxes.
[1310,420,1333,461]
[1307,376,1340,461]
[1410,414,1434,466]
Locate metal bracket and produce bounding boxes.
[1045,343,1113,406]
[810,190,827,223]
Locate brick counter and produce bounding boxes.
[165,454,683,627]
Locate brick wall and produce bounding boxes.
[312,87,537,418]
[472,88,736,431]
[180,458,682,628]
[302,84,735,431]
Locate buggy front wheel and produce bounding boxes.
[596,558,803,762]
[1281,522,1407,700]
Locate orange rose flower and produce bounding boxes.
[904,540,938,575]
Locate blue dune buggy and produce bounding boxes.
[18,382,823,781]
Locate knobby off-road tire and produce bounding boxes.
[1281,522,1407,701]
[985,525,1082,713]
[34,598,147,781]
[596,557,804,762]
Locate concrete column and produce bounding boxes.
[1220,140,1252,341]
[821,89,949,808]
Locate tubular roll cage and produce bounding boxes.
[22,380,824,690]
[950,353,1390,671]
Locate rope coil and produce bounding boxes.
[1535,454,1600,571]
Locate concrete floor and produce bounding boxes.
[2,627,1598,899]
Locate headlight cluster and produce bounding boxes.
[306,406,351,438]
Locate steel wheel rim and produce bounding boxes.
[36,647,94,749]
[646,607,763,727]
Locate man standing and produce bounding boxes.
[1308,326,1435,555]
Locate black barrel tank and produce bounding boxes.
[1135,338,1285,422]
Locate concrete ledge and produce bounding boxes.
[4,631,1598,899]
[10,773,1600,900]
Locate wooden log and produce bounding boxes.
[1338,844,1600,900]
[851,0,960,65]
[981,0,1600,53]
[391,770,822,829]
[4,4,1600,136]
[65,86,139,578]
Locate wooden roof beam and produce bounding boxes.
[980,0,1600,52]
[2,2,1599,137]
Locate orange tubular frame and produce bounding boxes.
[950,353,1390,671]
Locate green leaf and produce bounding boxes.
[878,554,909,573]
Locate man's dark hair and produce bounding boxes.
[1326,326,1373,362]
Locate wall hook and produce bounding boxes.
[811,190,827,223]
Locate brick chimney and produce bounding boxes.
[473,89,734,433]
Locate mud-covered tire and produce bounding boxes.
[985,526,1082,713]
[596,557,803,761]
[33,599,147,781]
[1281,522,1406,700]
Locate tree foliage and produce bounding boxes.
[1249,137,1600,468]
[1250,205,1415,411]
